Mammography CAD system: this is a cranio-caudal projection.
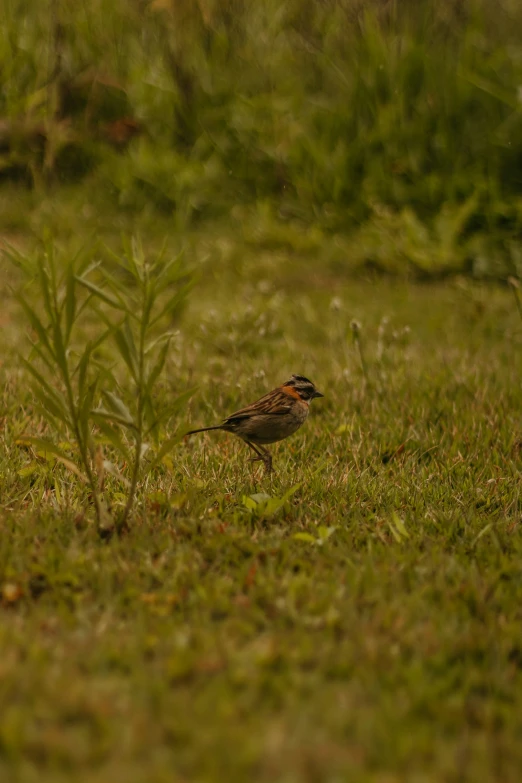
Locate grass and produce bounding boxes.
[2,0,522,276]
[1,1,522,777]
[1,234,522,781]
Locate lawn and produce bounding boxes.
[1,230,522,781]
[2,0,522,778]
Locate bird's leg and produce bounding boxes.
[246,442,273,474]
[246,441,265,461]
[262,449,273,474]
[257,445,273,474]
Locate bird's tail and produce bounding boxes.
[185,425,223,436]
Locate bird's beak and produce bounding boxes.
[313,390,324,399]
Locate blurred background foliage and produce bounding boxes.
[1,0,522,277]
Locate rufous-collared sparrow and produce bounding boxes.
[186,374,324,473]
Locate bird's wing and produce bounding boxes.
[224,388,294,423]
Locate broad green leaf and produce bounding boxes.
[17,462,39,478]
[250,493,272,504]
[36,448,57,463]
[293,532,317,544]
[317,526,338,542]
[242,495,258,511]
[264,497,286,514]
[263,482,301,516]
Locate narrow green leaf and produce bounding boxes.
[64,266,76,343]
[146,433,184,473]
[151,253,186,295]
[92,408,138,431]
[55,456,88,482]
[74,326,112,394]
[103,391,134,422]
[76,276,123,310]
[21,359,70,425]
[144,388,196,435]
[51,317,68,377]
[76,256,101,280]
[142,395,158,440]
[77,343,93,397]
[94,418,132,463]
[19,436,83,475]
[281,482,302,504]
[16,295,55,360]
[150,282,194,327]
[472,523,493,547]
[145,337,171,393]
[31,391,70,428]
[78,380,98,445]
[113,327,137,380]
[28,340,55,372]
[144,331,178,355]
[98,268,138,315]
[37,262,55,323]
[142,292,154,333]
[130,237,145,276]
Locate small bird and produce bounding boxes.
[186,374,324,473]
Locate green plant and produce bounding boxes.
[241,483,301,520]
[78,239,195,530]
[11,238,193,533]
